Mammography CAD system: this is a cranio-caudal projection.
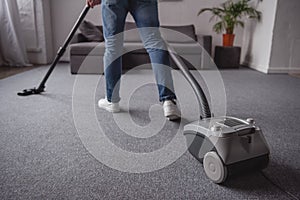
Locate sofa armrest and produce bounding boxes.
[197,34,212,56]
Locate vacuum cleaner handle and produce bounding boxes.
[38,5,91,90]
[17,5,91,96]
[56,5,91,58]
[166,44,212,119]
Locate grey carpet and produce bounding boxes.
[0,63,299,199]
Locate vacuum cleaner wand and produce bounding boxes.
[167,45,211,119]
[17,5,91,96]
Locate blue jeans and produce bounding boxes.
[101,0,177,103]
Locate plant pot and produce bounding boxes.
[223,34,235,47]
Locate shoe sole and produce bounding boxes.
[167,115,181,121]
[98,103,120,113]
[164,111,181,121]
[104,107,120,113]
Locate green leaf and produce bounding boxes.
[213,21,224,34]
[236,20,245,28]
[198,0,262,34]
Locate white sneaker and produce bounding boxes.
[163,99,181,121]
[98,98,120,113]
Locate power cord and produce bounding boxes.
[260,171,299,200]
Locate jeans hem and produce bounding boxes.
[107,97,121,103]
[159,95,177,102]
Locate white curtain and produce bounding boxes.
[0,0,30,67]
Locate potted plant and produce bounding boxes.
[198,0,262,46]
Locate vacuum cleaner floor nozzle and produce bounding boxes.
[17,88,45,96]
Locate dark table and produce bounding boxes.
[214,46,241,69]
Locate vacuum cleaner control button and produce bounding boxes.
[211,125,222,132]
[246,118,255,124]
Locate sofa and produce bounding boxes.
[70,22,212,74]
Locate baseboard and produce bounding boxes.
[242,61,269,74]
[267,67,300,74]
[242,61,300,74]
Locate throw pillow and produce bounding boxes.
[79,20,104,42]
[161,25,197,43]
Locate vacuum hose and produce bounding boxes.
[167,45,211,119]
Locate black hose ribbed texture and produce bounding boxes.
[167,46,211,119]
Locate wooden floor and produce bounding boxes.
[0,65,38,79]
[289,73,300,78]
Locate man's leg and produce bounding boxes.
[101,0,128,103]
[129,0,176,102]
[130,0,180,120]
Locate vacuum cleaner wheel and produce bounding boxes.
[203,151,227,183]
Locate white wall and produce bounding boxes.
[268,0,300,73]
[50,0,101,61]
[50,0,244,61]
[17,0,39,51]
[158,0,244,49]
[241,0,278,73]
[242,0,300,74]
[17,0,53,64]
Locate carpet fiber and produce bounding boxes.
[0,63,299,199]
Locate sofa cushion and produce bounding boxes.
[79,20,104,42]
[70,41,202,56]
[70,42,106,56]
[124,22,142,43]
[124,42,202,54]
[161,25,196,43]
[123,22,196,43]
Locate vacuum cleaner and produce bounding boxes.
[167,45,270,183]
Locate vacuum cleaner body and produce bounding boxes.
[184,116,270,183]
[167,44,270,183]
